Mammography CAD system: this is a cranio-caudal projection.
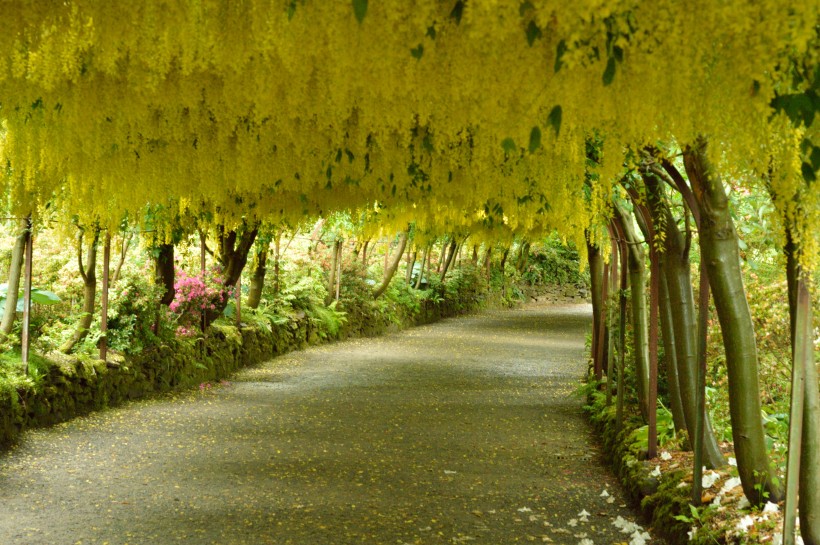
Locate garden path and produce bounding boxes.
[0,303,662,544]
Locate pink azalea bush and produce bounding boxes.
[169,266,233,335]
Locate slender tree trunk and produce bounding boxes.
[326,239,341,305]
[437,238,449,273]
[645,175,724,468]
[784,236,820,545]
[799,302,820,545]
[198,223,259,327]
[100,233,111,361]
[373,231,408,299]
[247,245,268,309]
[685,140,781,504]
[273,233,281,295]
[616,204,651,420]
[406,250,417,284]
[111,231,133,285]
[156,243,175,306]
[516,241,531,273]
[361,239,370,269]
[499,247,510,274]
[659,272,688,434]
[335,241,342,301]
[61,228,100,353]
[440,239,457,282]
[414,246,429,289]
[0,219,27,338]
[606,230,619,405]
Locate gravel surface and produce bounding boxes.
[0,303,663,544]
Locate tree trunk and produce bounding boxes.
[156,243,175,306]
[799,300,820,545]
[247,245,268,309]
[614,204,651,421]
[199,223,259,327]
[361,239,370,269]
[111,231,133,285]
[516,241,531,273]
[406,250,417,284]
[437,238,449,273]
[440,239,457,282]
[685,140,781,504]
[784,235,820,545]
[483,247,493,283]
[645,176,724,469]
[326,238,341,305]
[0,219,27,338]
[273,233,281,295]
[659,271,688,434]
[61,228,100,353]
[414,246,429,289]
[373,231,408,299]
[499,247,510,274]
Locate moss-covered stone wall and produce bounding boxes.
[0,289,487,450]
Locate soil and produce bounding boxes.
[0,303,664,544]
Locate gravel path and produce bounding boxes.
[0,303,662,545]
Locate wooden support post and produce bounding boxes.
[595,260,609,383]
[21,218,33,376]
[613,219,629,431]
[235,277,242,327]
[200,232,207,333]
[100,232,111,361]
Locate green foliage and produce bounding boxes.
[352,0,367,23]
[308,301,347,339]
[520,233,588,286]
[0,283,61,318]
[629,403,678,451]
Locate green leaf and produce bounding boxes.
[602,57,616,86]
[352,0,368,23]
[547,105,562,136]
[528,126,542,153]
[501,138,517,154]
[612,45,624,63]
[450,1,464,25]
[426,25,436,40]
[422,135,434,153]
[519,1,535,16]
[771,92,816,127]
[810,145,820,171]
[525,20,542,46]
[410,44,424,60]
[802,161,816,183]
[30,288,60,305]
[554,40,567,73]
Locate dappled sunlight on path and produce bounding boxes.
[0,303,662,544]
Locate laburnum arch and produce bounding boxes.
[0,1,816,256]
[1,2,820,542]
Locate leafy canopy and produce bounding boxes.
[0,1,817,261]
